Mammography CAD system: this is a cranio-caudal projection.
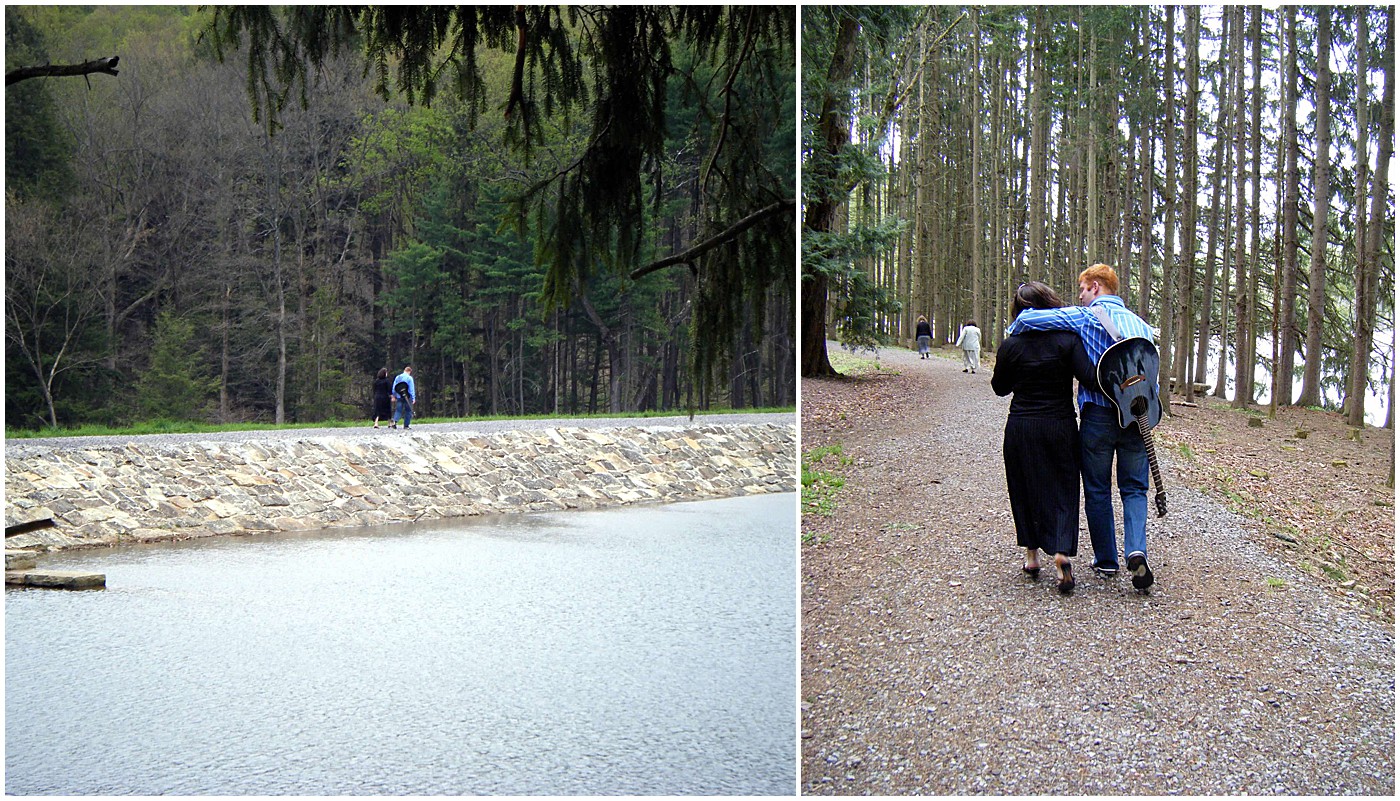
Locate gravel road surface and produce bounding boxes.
[6,413,794,456]
[801,345,1392,794]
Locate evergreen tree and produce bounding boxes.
[205,6,794,402]
[136,311,219,421]
[292,287,357,422]
[4,8,73,200]
[801,7,921,375]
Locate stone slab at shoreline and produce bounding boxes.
[4,422,796,553]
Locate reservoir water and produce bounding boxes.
[5,492,796,795]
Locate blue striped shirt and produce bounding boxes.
[393,371,416,403]
[1005,295,1155,409]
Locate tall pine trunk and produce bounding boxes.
[1028,9,1050,283]
[1243,6,1264,408]
[1298,8,1331,407]
[1197,64,1228,390]
[1231,6,1252,409]
[1176,7,1200,402]
[1275,7,1302,411]
[1158,7,1177,362]
[1351,8,1394,427]
[800,16,859,378]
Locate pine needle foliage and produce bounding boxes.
[136,311,219,422]
[204,5,795,405]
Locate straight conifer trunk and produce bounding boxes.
[1299,9,1332,407]
[1275,7,1302,410]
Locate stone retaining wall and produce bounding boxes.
[4,423,795,552]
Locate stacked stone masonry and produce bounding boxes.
[5,423,796,552]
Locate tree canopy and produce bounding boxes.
[206,6,796,390]
[5,6,795,430]
[803,5,1393,428]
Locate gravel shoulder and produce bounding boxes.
[4,413,794,456]
[800,344,1393,794]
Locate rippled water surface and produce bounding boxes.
[6,493,796,795]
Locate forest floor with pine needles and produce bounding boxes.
[800,342,1393,794]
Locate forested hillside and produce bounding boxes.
[804,6,1393,428]
[6,6,795,430]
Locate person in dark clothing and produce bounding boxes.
[915,316,933,359]
[991,282,1101,593]
[372,368,393,429]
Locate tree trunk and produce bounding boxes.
[1243,6,1264,408]
[1028,9,1049,280]
[1196,64,1228,391]
[1176,7,1200,402]
[1276,7,1302,408]
[1158,6,1177,373]
[800,16,860,378]
[1351,7,1394,427]
[1136,87,1153,316]
[970,8,983,330]
[1086,32,1100,267]
[1298,8,1331,407]
[1231,6,1252,409]
[1213,37,1236,403]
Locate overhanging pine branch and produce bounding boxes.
[628,198,795,281]
[6,56,120,86]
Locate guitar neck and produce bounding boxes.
[1135,413,1168,515]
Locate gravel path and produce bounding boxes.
[4,413,793,456]
[801,345,1393,794]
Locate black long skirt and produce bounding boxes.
[1002,415,1081,556]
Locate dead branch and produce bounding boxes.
[628,198,795,280]
[6,56,120,86]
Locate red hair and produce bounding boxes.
[1079,264,1119,295]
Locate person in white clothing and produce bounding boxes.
[955,320,982,373]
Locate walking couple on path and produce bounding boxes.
[991,264,1157,595]
[372,365,417,430]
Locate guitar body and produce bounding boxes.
[1096,337,1168,518]
[1096,337,1163,430]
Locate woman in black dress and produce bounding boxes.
[372,368,393,429]
[915,315,933,359]
[991,282,1100,593]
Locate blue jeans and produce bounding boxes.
[394,398,413,427]
[1080,402,1149,570]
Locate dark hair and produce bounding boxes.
[1012,281,1066,318]
[964,319,977,328]
[377,368,389,379]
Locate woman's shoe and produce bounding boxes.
[1054,555,1074,594]
[1022,548,1041,579]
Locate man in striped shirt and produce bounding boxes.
[1005,264,1157,589]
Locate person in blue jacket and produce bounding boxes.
[391,365,416,430]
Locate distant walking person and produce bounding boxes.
[956,320,982,373]
[915,316,933,359]
[391,365,416,430]
[372,368,393,429]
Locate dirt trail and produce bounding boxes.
[800,343,1393,795]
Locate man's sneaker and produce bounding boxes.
[1127,553,1154,590]
[1093,563,1119,579]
